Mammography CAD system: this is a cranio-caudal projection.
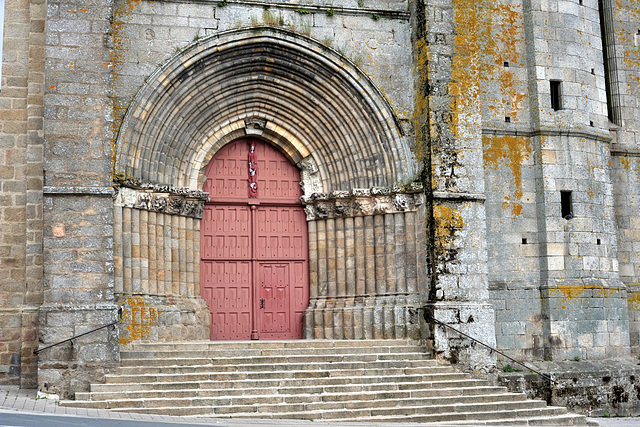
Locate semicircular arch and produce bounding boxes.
[116,27,415,193]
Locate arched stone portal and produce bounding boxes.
[113,27,427,343]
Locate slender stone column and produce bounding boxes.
[303,188,427,340]
[122,207,132,294]
[114,205,123,294]
[148,211,157,295]
[113,186,209,344]
[140,210,149,295]
[131,208,141,293]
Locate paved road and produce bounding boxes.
[0,411,217,427]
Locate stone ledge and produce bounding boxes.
[184,0,411,18]
[433,191,486,202]
[482,127,613,143]
[43,186,114,196]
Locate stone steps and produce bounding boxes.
[115,359,441,374]
[119,352,433,365]
[102,369,470,384]
[67,392,529,411]
[75,385,511,402]
[62,340,593,425]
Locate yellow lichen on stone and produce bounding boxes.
[620,0,640,95]
[110,0,144,181]
[119,296,159,344]
[550,285,619,309]
[619,155,631,170]
[483,135,532,217]
[628,287,640,310]
[450,0,481,142]
[414,38,431,164]
[433,204,464,259]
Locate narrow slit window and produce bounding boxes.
[599,0,622,124]
[561,191,573,219]
[550,80,562,111]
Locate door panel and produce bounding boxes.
[200,139,309,340]
[259,263,291,335]
[201,205,250,260]
[255,207,307,260]
[201,260,252,339]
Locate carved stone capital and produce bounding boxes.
[298,156,323,196]
[302,185,425,220]
[114,184,208,219]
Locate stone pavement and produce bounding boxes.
[1,385,638,426]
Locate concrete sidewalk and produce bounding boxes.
[0,385,637,426]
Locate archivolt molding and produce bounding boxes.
[116,27,415,194]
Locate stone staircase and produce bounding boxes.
[63,340,594,425]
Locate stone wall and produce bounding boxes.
[2,0,640,403]
[480,0,631,360]
[0,0,45,387]
[498,360,640,416]
[607,0,640,355]
[37,0,119,397]
[420,0,497,370]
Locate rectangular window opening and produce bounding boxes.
[550,80,562,111]
[561,191,573,219]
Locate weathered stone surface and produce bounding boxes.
[498,359,640,416]
[1,0,640,416]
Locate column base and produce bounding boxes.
[426,302,497,373]
[303,294,428,340]
[116,294,210,344]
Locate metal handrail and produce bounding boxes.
[430,316,557,384]
[33,321,118,355]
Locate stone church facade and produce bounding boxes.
[1,0,640,401]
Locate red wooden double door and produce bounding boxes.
[200,139,309,340]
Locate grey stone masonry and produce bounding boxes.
[302,188,428,340]
[0,0,45,388]
[482,0,631,360]
[38,0,117,398]
[421,0,496,371]
[607,0,640,356]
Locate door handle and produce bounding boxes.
[260,298,265,309]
